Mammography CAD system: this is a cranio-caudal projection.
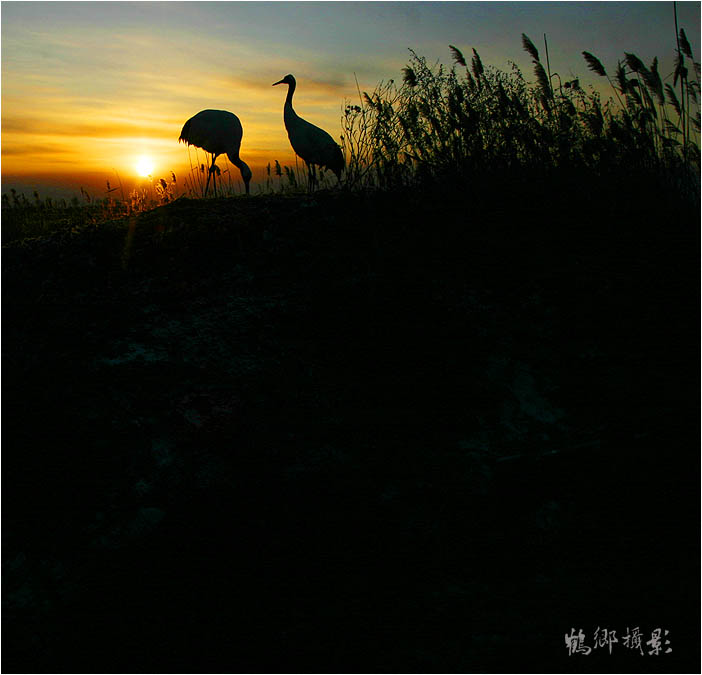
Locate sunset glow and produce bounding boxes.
[1,2,700,199]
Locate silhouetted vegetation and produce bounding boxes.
[1,175,182,243]
[341,34,700,202]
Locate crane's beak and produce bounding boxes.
[272,79,285,86]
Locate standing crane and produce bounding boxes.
[179,109,252,196]
[272,74,344,189]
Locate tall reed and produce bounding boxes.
[341,31,700,201]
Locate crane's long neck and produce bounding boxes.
[283,80,298,128]
[284,79,296,110]
[227,154,251,195]
[227,154,245,171]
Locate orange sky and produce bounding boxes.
[2,1,699,199]
[1,34,351,196]
[1,3,379,196]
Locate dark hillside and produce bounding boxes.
[2,182,700,672]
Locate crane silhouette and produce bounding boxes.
[179,109,252,196]
[272,74,344,189]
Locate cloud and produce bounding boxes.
[2,115,167,138]
[2,144,74,160]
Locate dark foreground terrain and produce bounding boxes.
[3,180,700,672]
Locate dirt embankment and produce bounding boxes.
[3,188,699,671]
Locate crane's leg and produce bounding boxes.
[307,163,317,192]
[204,154,218,197]
[204,161,212,197]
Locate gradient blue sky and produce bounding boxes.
[2,1,700,198]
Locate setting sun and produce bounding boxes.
[135,156,154,177]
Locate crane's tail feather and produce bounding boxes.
[178,119,192,143]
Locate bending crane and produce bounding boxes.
[179,109,252,196]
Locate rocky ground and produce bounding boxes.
[2,184,699,672]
